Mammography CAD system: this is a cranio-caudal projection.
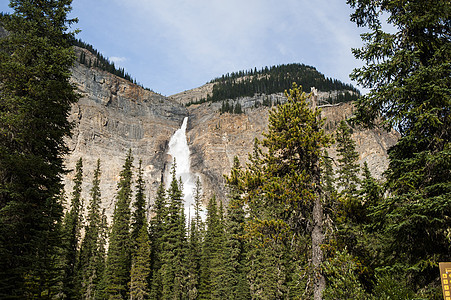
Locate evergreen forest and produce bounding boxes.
[0,0,449,299]
[190,63,360,106]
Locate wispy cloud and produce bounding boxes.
[110,56,127,64]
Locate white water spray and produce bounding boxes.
[166,117,202,220]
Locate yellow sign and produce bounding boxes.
[440,262,451,300]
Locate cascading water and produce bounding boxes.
[166,117,202,220]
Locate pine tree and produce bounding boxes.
[239,83,331,299]
[131,159,146,246]
[349,0,450,294]
[79,159,106,299]
[334,119,363,226]
[103,150,134,299]
[160,162,187,299]
[198,196,218,300]
[0,0,79,296]
[60,157,84,299]
[210,200,228,299]
[223,157,250,299]
[193,176,204,234]
[321,150,336,196]
[186,177,203,300]
[149,182,167,300]
[129,224,151,300]
[335,120,360,199]
[330,121,374,293]
[359,162,383,215]
[186,220,200,300]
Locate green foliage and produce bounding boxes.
[190,64,359,105]
[0,1,79,296]
[131,160,146,245]
[186,220,200,300]
[349,0,451,293]
[103,150,134,299]
[246,220,290,299]
[198,195,227,299]
[186,177,203,300]
[79,159,107,299]
[160,161,188,299]
[60,157,84,299]
[335,120,363,226]
[321,150,337,206]
[220,100,244,114]
[322,249,368,300]
[233,83,331,298]
[149,182,167,300]
[129,224,151,300]
[370,271,416,300]
[336,120,360,197]
[223,157,251,300]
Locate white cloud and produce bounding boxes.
[110,56,127,64]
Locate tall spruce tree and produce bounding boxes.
[129,224,151,300]
[335,120,360,199]
[193,176,204,235]
[186,177,203,300]
[149,182,167,300]
[359,162,383,215]
[348,0,450,295]
[160,162,187,299]
[129,160,150,300]
[239,83,331,299]
[321,150,336,198]
[0,0,79,296]
[131,159,146,244]
[60,157,84,299]
[198,196,219,300]
[335,120,362,223]
[210,200,228,299]
[79,159,106,299]
[328,124,373,295]
[187,219,200,300]
[224,157,250,299]
[103,150,134,299]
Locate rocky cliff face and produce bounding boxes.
[64,52,187,218]
[64,57,398,221]
[186,97,398,201]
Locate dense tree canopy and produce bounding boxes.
[0,0,79,297]
[188,63,360,105]
[349,0,450,296]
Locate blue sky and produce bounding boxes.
[1,0,367,96]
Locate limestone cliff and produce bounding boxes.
[186,97,398,202]
[64,49,187,218]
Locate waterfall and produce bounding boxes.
[166,117,200,220]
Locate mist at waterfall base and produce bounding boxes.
[166,117,206,222]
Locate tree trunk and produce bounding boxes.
[312,196,325,300]
[312,152,325,300]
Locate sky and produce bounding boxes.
[0,0,368,96]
